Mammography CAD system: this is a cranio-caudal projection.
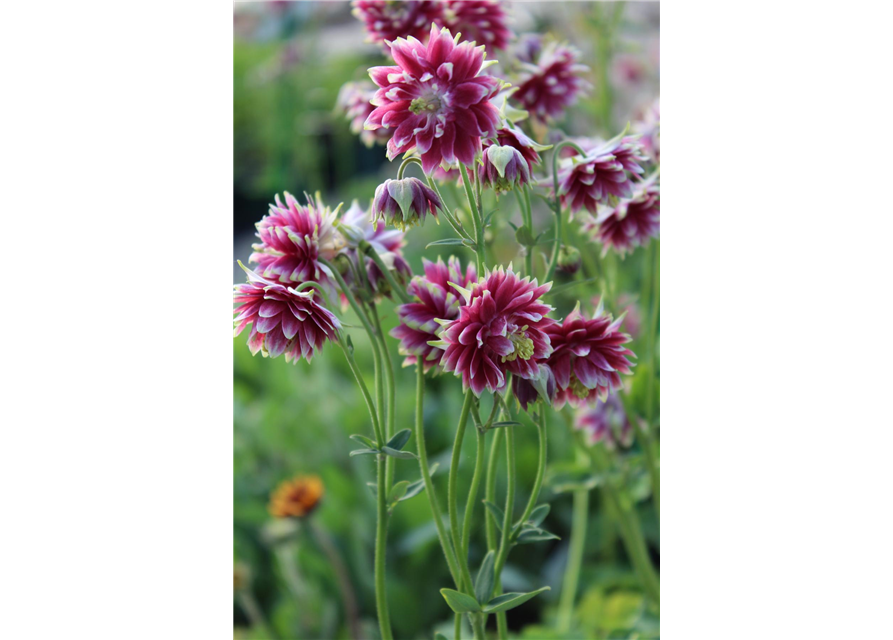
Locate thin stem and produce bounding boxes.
[491,424,516,594]
[406,156,473,241]
[396,156,418,179]
[523,185,534,278]
[336,338,383,446]
[362,242,411,304]
[414,365,462,588]
[319,258,377,340]
[459,164,485,273]
[310,521,362,640]
[546,141,589,282]
[462,421,487,558]
[455,613,462,640]
[370,305,397,489]
[514,409,548,527]
[449,392,476,594]
[374,454,394,640]
[557,446,590,633]
[484,428,503,551]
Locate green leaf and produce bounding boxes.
[385,428,412,451]
[349,434,376,449]
[381,446,418,460]
[426,238,467,249]
[483,501,505,530]
[515,225,536,247]
[388,480,410,505]
[434,634,449,640]
[528,504,550,527]
[349,448,379,457]
[482,586,550,613]
[474,550,496,604]
[516,528,561,544]
[398,478,426,502]
[440,588,481,613]
[490,421,523,429]
[428,462,441,476]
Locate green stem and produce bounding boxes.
[462,421,487,558]
[449,392,476,593]
[590,445,660,611]
[491,424,516,594]
[459,164,485,273]
[557,447,590,633]
[485,428,503,551]
[336,338,383,446]
[414,365,462,588]
[455,613,462,640]
[370,305,397,489]
[374,454,393,640]
[362,242,411,304]
[514,410,548,527]
[319,258,377,340]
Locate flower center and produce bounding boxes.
[410,95,441,114]
[502,326,534,363]
[570,374,590,399]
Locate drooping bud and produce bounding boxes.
[478,144,531,193]
[557,245,581,274]
[372,178,441,231]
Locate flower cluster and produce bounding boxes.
[511,37,591,122]
[585,175,660,256]
[268,474,325,518]
[365,24,502,174]
[434,266,553,395]
[442,0,511,52]
[555,135,648,216]
[391,256,478,372]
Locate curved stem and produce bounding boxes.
[491,424,516,595]
[396,156,418,180]
[557,446,590,633]
[462,422,487,558]
[401,156,473,241]
[414,365,462,587]
[362,242,411,304]
[545,141,589,282]
[449,392,476,593]
[336,338,383,446]
[319,258,377,340]
[514,410,548,527]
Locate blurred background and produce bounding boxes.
[234,2,659,638]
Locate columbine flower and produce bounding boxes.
[555,136,648,216]
[250,192,344,289]
[339,200,412,296]
[372,177,442,230]
[234,264,341,363]
[545,301,635,409]
[633,97,660,164]
[336,80,391,148]
[512,39,591,122]
[352,0,444,45]
[586,175,659,256]
[436,266,553,395]
[443,0,512,52]
[478,144,530,193]
[268,474,325,518]
[491,126,548,172]
[391,256,477,372]
[574,394,633,449]
[365,24,501,174]
[512,363,556,411]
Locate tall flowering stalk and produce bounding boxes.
[237,4,660,637]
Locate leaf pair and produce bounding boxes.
[440,585,551,614]
[349,429,418,461]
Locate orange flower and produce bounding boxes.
[268,474,324,518]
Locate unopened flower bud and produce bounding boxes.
[372,178,441,231]
[478,144,531,193]
[557,245,581,274]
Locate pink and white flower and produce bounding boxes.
[338,200,412,297]
[512,38,591,122]
[555,135,648,216]
[574,394,633,449]
[365,24,502,174]
[391,256,478,372]
[352,0,444,45]
[234,264,341,363]
[585,175,660,256]
[250,192,344,289]
[545,302,635,409]
[443,0,512,52]
[336,80,391,148]
[435,266,554,395]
